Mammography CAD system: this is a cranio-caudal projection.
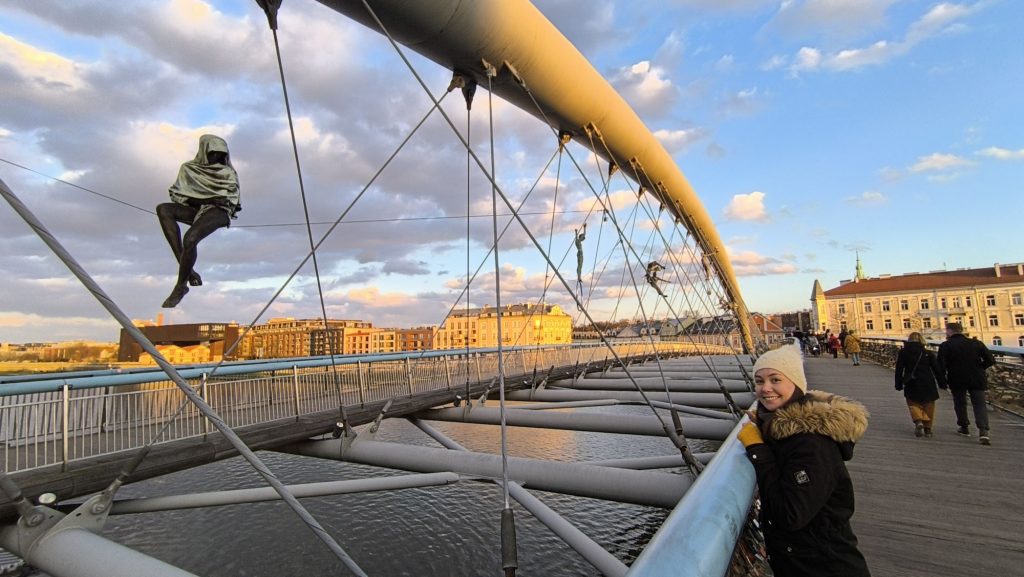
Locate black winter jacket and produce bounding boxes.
[894,341,945,402]
[937,333,995,390]
[746,391,871,577]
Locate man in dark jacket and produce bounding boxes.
[937,322,996,444]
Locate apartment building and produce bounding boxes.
[433,303,573,349]
[241,318,372,359]
[812,262,1024,346]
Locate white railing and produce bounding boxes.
[2,342,725,473]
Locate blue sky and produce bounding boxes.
[0,0,1021,343]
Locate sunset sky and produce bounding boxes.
[1,0,1021,343]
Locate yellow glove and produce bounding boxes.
[737,422,764,448]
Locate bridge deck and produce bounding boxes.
[805,356,1023,577]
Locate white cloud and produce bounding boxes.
[0,32,87,91]
[785,1,984,74]
[976,147,1024,160]
[612,60,677,117]
[844,191,887,206]
[761,54,788,71]
[769,0,899,43]
[575,189,637,213]
[723,191,769,222]
[726,249,798,276]
[908,153,975,173]
[653,127,708,153]
[790,47,822,74]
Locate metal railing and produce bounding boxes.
[1,342,726,474]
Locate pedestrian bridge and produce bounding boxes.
[2,345,1023,577]
[1,342,759,577]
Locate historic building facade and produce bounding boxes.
[812,262,1024,346]
[240,318,374,359]
[433,303,573,350]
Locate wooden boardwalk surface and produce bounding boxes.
[804,355,1024,577]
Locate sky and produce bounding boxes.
[0,0,1021,344]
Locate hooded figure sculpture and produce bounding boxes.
[737,343,872,577]
[156,134,241,308]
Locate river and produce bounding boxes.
[95,404,715,576]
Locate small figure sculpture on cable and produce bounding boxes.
[574,223,586,310]
[645,260,669,297]
[156,134,241,308]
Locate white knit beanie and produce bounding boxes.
[753,344,807,393]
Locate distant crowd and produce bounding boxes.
[787,328,862,363]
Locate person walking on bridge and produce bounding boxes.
[738,344,871,577]
[844,330,862,366]
[894,332,946,437]
[937,322,996,445]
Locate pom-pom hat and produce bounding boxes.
[753,343,807,393]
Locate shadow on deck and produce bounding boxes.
[804,355,1023,577]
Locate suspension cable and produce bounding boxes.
[483,61,519,577]
[262,4,349,430]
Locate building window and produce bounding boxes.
[866,320,874,330]
[884,318,893,330]
[864,302,873,313]
[993,336,1002,346]
[939,297,947,308]
[919,298,930,310]
[1013,293,1023,306]
[838,303,846,314]
[882,300,891,312]
[988,315,999,327]
[900,299,909,311]
[952,296,962,308]
[986,294,996,306]
[1019,336,1024,347]
[968,316,975,328]
[903,318,912,329]
[965,295,973,307]
[1015,313,1024,327]
[922,318,932,329]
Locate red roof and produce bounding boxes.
[824,264,1024,296]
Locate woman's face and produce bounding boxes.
[754,368,797,412]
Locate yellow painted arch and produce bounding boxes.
[317,0,754,352]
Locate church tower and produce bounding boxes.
[810,279,828,332]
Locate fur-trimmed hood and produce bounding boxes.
[768,390,869,448]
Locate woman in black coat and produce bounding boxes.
[894,332,946,437]
[739,344,871,577]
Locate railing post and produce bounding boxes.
[292,365,301,421]
[443,355,453,390]
[475,354,483,384]
[357,360,366,405]
[61,382,69,472]
[201,373,210,436]
[405,357,414,396]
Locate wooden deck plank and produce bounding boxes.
[804,356,1024,577]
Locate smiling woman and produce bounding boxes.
[739,343,871,577]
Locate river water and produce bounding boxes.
[96,404,717,576]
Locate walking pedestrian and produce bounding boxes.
[828,333,841,358]
[838,328,849,358]
[937,322,996,445]
[738,344,871,577]
[894,332,946,437]
[844,330,862,366]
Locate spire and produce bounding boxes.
[811,279,824,301]
[855,251,866,281]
